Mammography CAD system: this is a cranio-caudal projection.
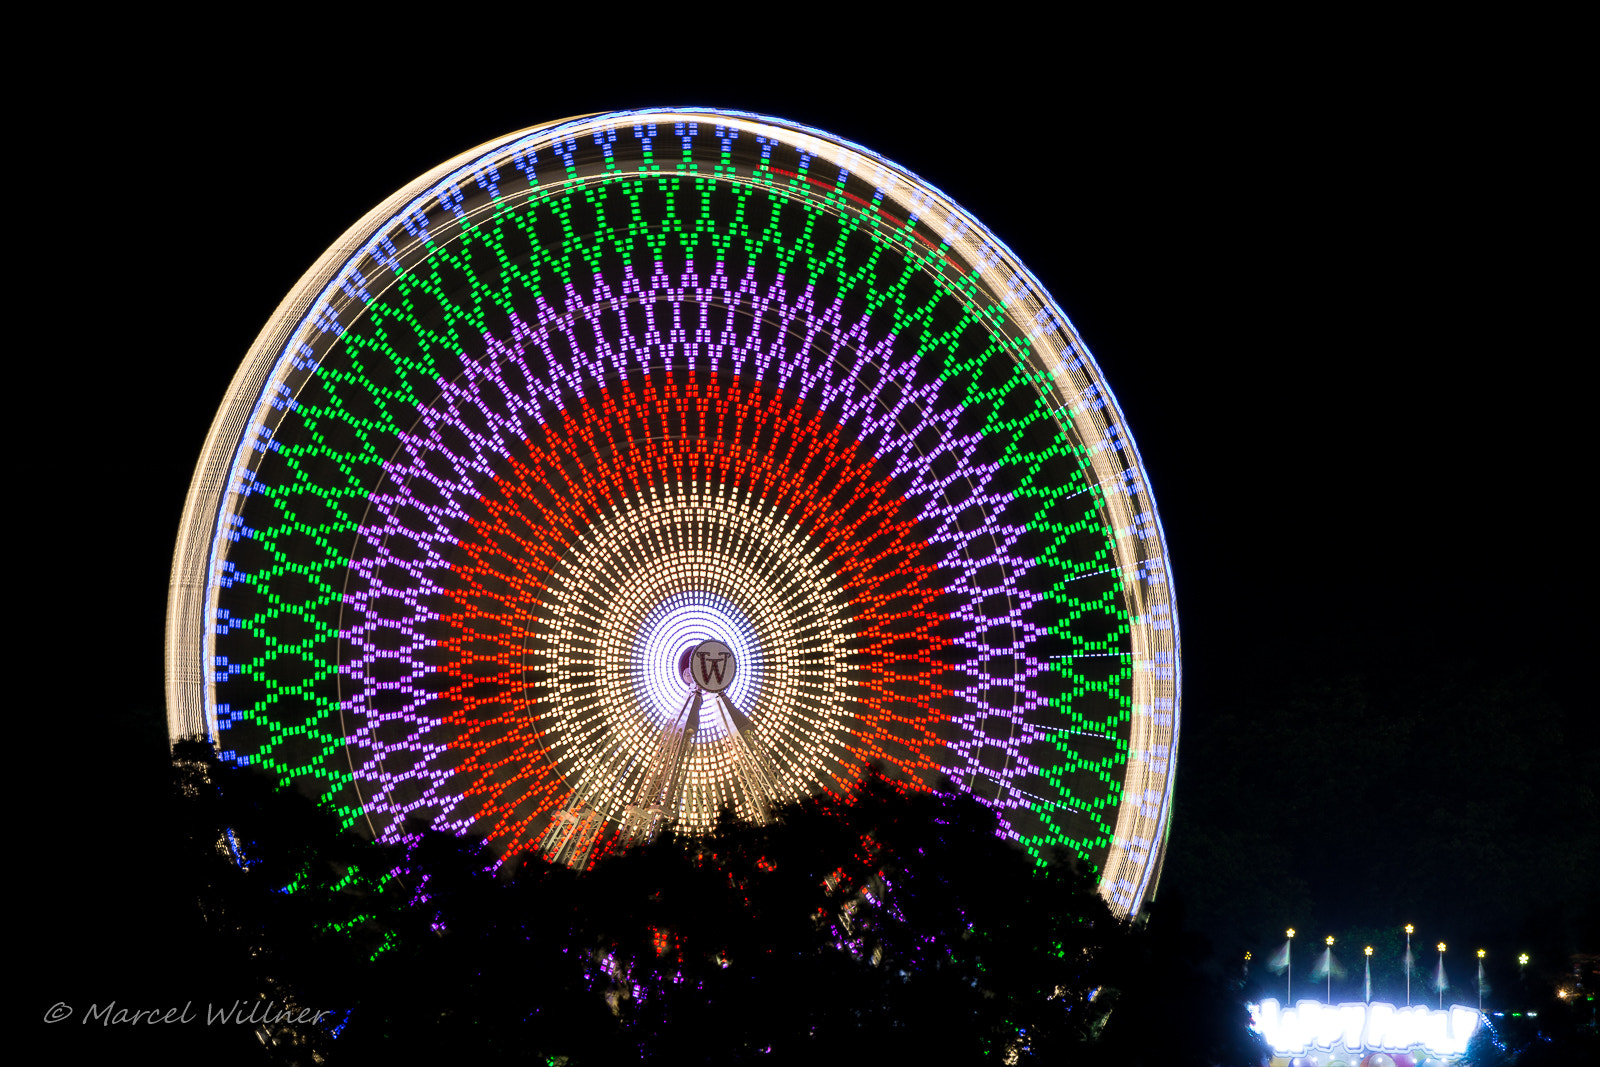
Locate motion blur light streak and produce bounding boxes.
[166,109,1180,912]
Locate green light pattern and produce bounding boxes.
[200,116,1169,902]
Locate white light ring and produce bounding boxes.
[535,482,855,821]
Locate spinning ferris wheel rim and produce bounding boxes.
[166,107,1181,915]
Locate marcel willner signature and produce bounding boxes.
[45,1000,335,1026]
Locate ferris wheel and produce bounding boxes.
[167,108,1179,915]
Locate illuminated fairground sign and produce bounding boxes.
[1251,998,1482,1061]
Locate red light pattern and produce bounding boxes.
[432,373,954,857]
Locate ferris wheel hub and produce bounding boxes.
[679,639,737,692]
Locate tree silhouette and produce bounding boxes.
[173,746,1266,1064]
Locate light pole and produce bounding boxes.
[1405,924,1415,1006]
[1287,928,1295,1005]
[1437,942,1447,1009]
[1365,946,1374,1004]
[1326,936,1336,1003]
[1478,949,1487,1011]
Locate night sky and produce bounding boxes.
[25,29,1589,1032]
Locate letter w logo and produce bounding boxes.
[697,651,730,685]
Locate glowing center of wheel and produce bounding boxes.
[633,593,759,736]
[682,640,736,692]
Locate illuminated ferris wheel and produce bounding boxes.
[167,109,1179,915]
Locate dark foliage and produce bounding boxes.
[173,742,1266,1064]
[1462,980,1600,1065]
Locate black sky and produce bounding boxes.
[24,24,1590,1017]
